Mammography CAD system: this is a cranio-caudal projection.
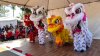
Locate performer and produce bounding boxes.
[47,15,72,46]
[24,9,38,42]
[30,6,47,44]
[64,3,92,52]
[28,25,38,42]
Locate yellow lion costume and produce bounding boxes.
[47,15,73,46]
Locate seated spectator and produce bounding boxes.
[0,27,2,34]
[15,28,20,39]
[0,32,6,42]
[0,27,2,38]
[10,24,14,30]
[20,28,25,38]
[5,25,9,31]
[6,29,14,40]
[4,30,7,38]
[2,26,5,32]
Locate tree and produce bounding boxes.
[21,7,32,14]
[0,5,9,17]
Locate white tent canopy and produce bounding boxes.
[0,0,100,10]
[0,17,17,28]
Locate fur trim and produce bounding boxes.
[65,13,84,25]
[64,7,72,15]
[64,3,85,26]
[30,14,43,21]
[71,3,84,13]
[36,6,44,15]
[30,6,46,22]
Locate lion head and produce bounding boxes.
[64,3,85,26]
[30,6,47,22]
[47,15,64,33]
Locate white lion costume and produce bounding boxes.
[64,3,92,52]
[30,6,47,44]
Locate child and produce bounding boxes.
[15,28,20,39]
[6,29,14,40]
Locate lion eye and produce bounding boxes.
[38,11,42,14]
[66,14,70,17]
[55,19,59,24]
[75,8,81,14]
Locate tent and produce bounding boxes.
[0,17,17,28]
[0,0,100,10]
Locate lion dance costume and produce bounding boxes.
[24,13,38,42]
[30,6,47,44]
[47,15,72,46]
[64,3,92,52]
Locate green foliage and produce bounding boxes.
[21,7,32,14]
[0,5,9,17]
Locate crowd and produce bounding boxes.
[0,24,26,42]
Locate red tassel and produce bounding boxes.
[12,48,22,53]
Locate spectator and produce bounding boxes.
[20,28,25,38]
[10,24,14,30]
[0,32,6,42]
[0,27,2,41]
[6,29,14,40]
[5,25,9,31]
[0,27,2,34]
[0,24,27,41]
[15,28,20,39]
[2,26,5,32]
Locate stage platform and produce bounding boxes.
[0,38,100,56]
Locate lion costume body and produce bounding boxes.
[64,3,92,52]
[30,6,47,44]
[47,16,72,46]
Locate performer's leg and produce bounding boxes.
[38,31,45,44]
[85,30,93,48]
[33,35,35,43]
[79,36,86,52]
[74,33,86,52]
[74,34,80,51]
[29,35,33,42]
